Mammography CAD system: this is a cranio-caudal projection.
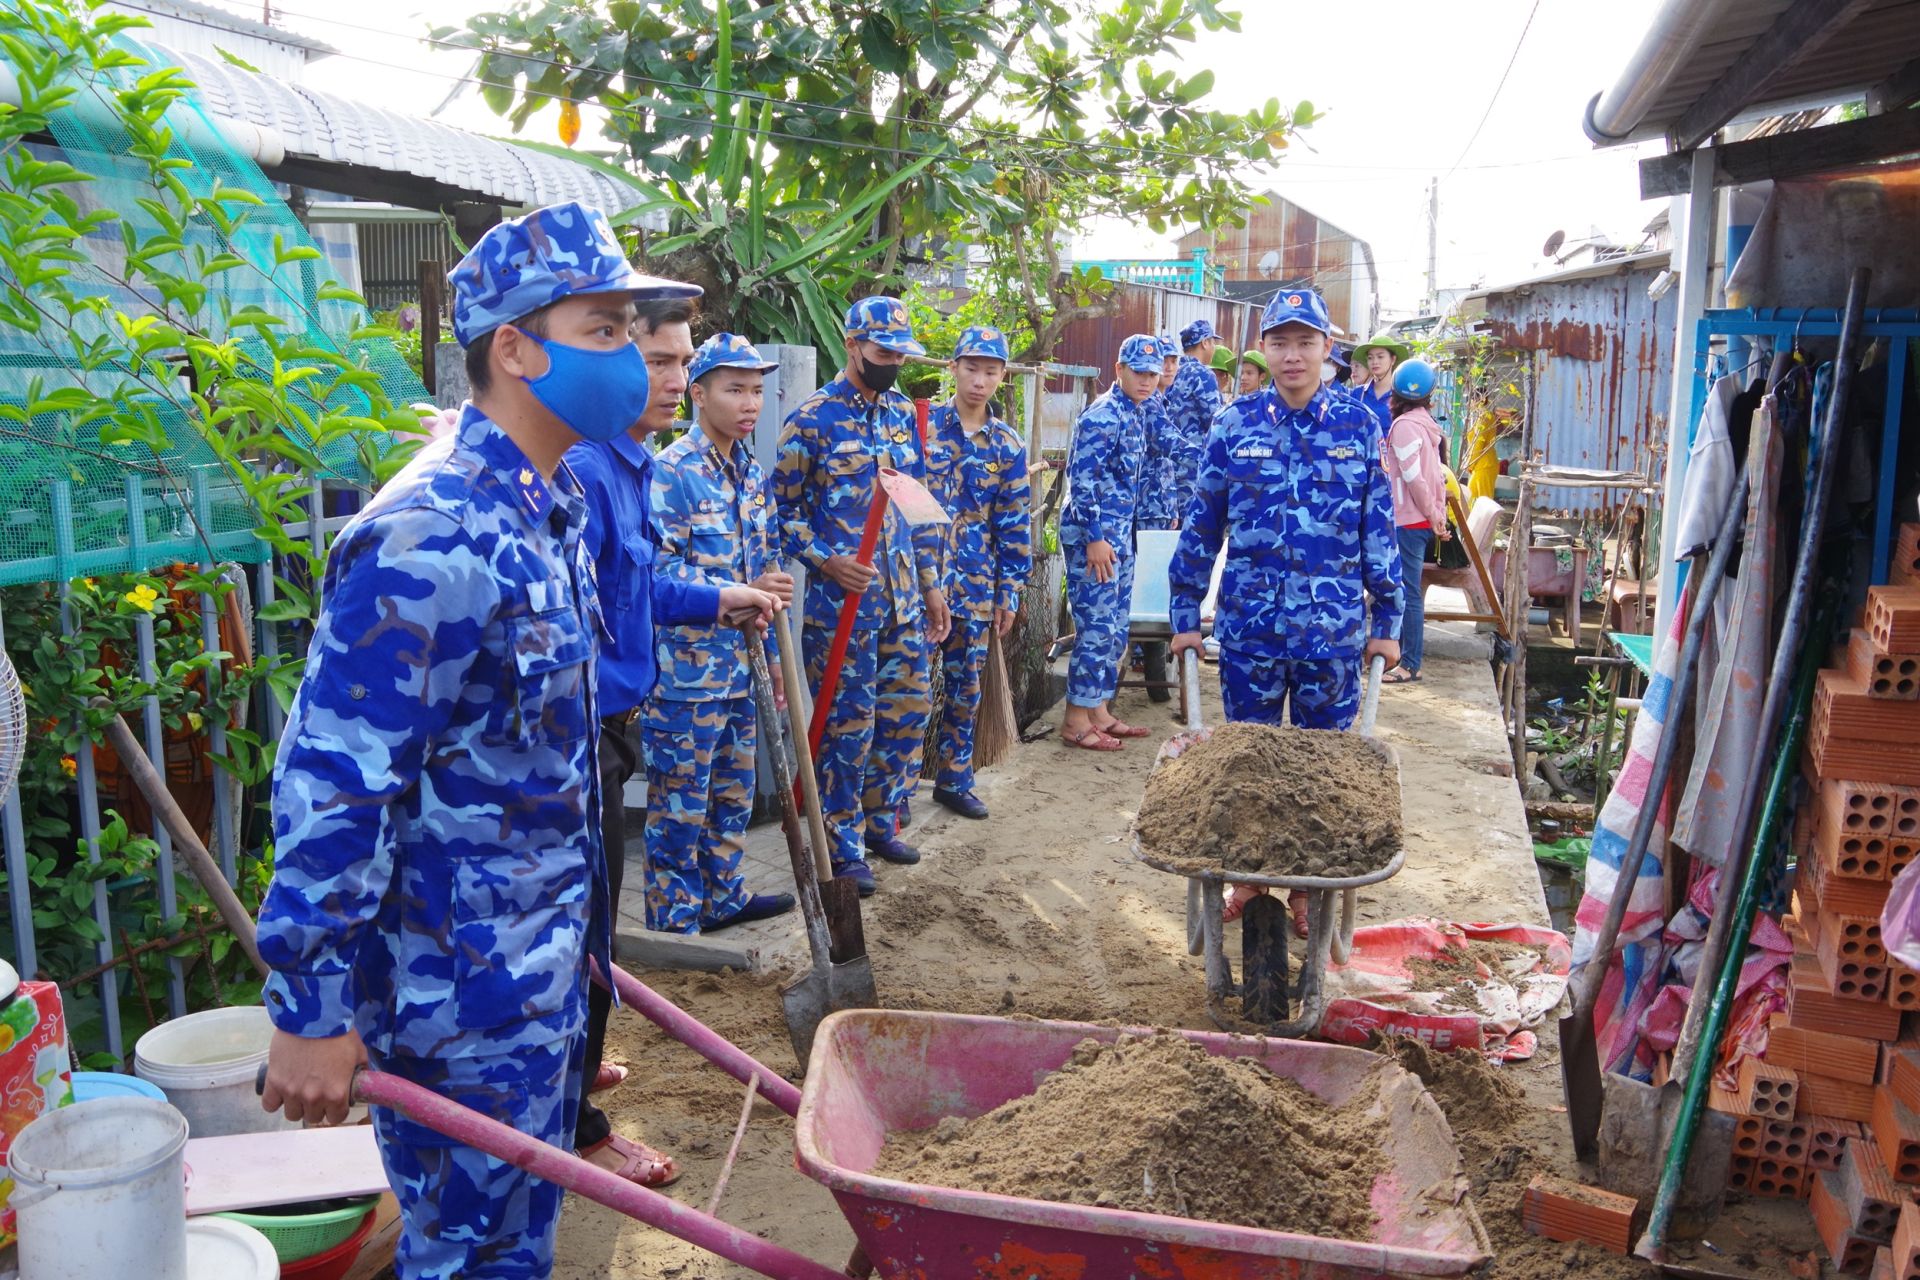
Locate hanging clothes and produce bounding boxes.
[1672,375,1741,561]
[1673,395,1784,866]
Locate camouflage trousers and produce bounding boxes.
[371,1036,583,1279]
[804,602,930,870]
[641,697,755,933]
[934,612,992,792]
[1220,649,1361,729]
[1065,541,1136,708]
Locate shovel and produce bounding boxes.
[1560,455,1752,1162]
[741,624,875,1068]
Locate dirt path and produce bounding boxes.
[551,630,1814,1278]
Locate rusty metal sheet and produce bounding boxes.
[1478,263,1675,513]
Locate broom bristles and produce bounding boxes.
[973,628,1018,770]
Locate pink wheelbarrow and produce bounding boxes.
[350,964,1491,1279]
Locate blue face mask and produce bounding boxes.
[519,334,651,443]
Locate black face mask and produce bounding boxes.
[858,353,902,394]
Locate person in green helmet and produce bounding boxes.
[1208,343,1238,399]
[1350,332,1410,438]
[1238,348,1270,396]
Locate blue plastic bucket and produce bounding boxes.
[70,1070,170,1105]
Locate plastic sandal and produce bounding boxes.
[1101,719,1153,738]
[588,1062,629,1095]
[578,1133,680,1188]
[1061,726,1125,752]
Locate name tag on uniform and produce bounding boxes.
[1233,446,1274,460]
[528,578,569,613]
[831,441,864,454]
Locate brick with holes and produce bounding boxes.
[1817,1169,1889,1276]
[1823,778,1920,841]
[1810,1118,1867,1172]
[1837,1138,1904,1241]
[1738,1058,1800,1120]
[1767,1014,1880,1084]
[1873,1087,1920,1184]
[1844,629,1920,700]
[1520,1174,1636,1254]
[1894,1200,1920,1280]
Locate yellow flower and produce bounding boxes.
[123,584,161,612]
[59,756,76,778]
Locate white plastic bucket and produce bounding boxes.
[135,1007,294,1138]
[8,1096,189,1280]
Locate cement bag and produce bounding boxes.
[1884,857,1920,973]
[1319,919,1572,1062]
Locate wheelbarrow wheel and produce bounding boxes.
[1142,640,1171,702]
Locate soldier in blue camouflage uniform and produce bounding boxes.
[1162,319,1225,527]
[256,202,706,1279]
[774,297,950,891]
[1058,334,1161,751]
[1168,288,1402,732]
[922,325,1032,818]
[1135,336,1183,529]
[643,334,799,933]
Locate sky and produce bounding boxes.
[206,0,1672,319]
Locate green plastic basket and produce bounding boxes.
[214,1196,379,1264]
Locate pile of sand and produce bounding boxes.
[1135,723,1401,878]
[873,1030,1385,1239]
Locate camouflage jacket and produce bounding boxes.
[258,406,607,1060]
[648,429,780,701]
[1134,391,1179,528]
[1058,387,1149,549]
[1160,355,1222,523]
[1169,386,1404,660]
[923,402,1033,619]
[774,373,939,626]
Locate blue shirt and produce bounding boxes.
[566,430,724,715]
[1352,382,1393,437]
[923,402,1033,618]
[259,406,610,1060]
[1162,355,1223,525]
[1169,387,1403,660]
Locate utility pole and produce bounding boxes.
[1425,177,1439,314]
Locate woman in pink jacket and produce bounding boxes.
[1381,359,1450,683]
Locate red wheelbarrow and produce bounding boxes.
[352,963,1492,1279]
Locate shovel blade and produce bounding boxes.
[781,969,832,1070]
[1559,1008,1605,1161]
[1598,1076,1734,1213]
[878,468,950,526]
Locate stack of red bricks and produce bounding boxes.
[1715,533,1920,1276]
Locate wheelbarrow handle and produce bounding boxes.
[595,959,803,1119]
[1181,648,1203,734]
[1359,654,1386,738]
[350,1069,843,1280]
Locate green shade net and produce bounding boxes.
[0,34,429,587]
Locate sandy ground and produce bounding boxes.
[551,621,1817,1279]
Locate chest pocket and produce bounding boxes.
[1226,453,1290,487]
[501,601,592,744]
[687,511,736,571]
[612,526,657,612]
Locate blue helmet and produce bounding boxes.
[952,324,1011,363]
[1260,288,1332,337]
[1118,334,1162,372]
[448,200,701,347]
[689,332,780,384]
[1392,358,1438,399]
[1179,319,1217,349]
[844,295,925,356]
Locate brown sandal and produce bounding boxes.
[1061,725,1125,752]
[578,1133,680,1187]
[589,1062,629,1095]
[1100,718,1152,738]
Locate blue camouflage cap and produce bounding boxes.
[1118,334,1162,373]
[1260,287,1332,337]
[689,332,780,384]
[845,295,926,356]
[952,324,1010,363]
[448,200,702,347]
[1179,319,1217,348]
[1156,334,1180,361]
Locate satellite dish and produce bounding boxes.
[1542,229,1566,259]
[1257,249,1281,279]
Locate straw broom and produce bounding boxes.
[973,628,1018,770]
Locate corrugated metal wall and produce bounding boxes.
[1177,197,1373,337]
[356,222,459,312]
[1479,264,1676,514]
